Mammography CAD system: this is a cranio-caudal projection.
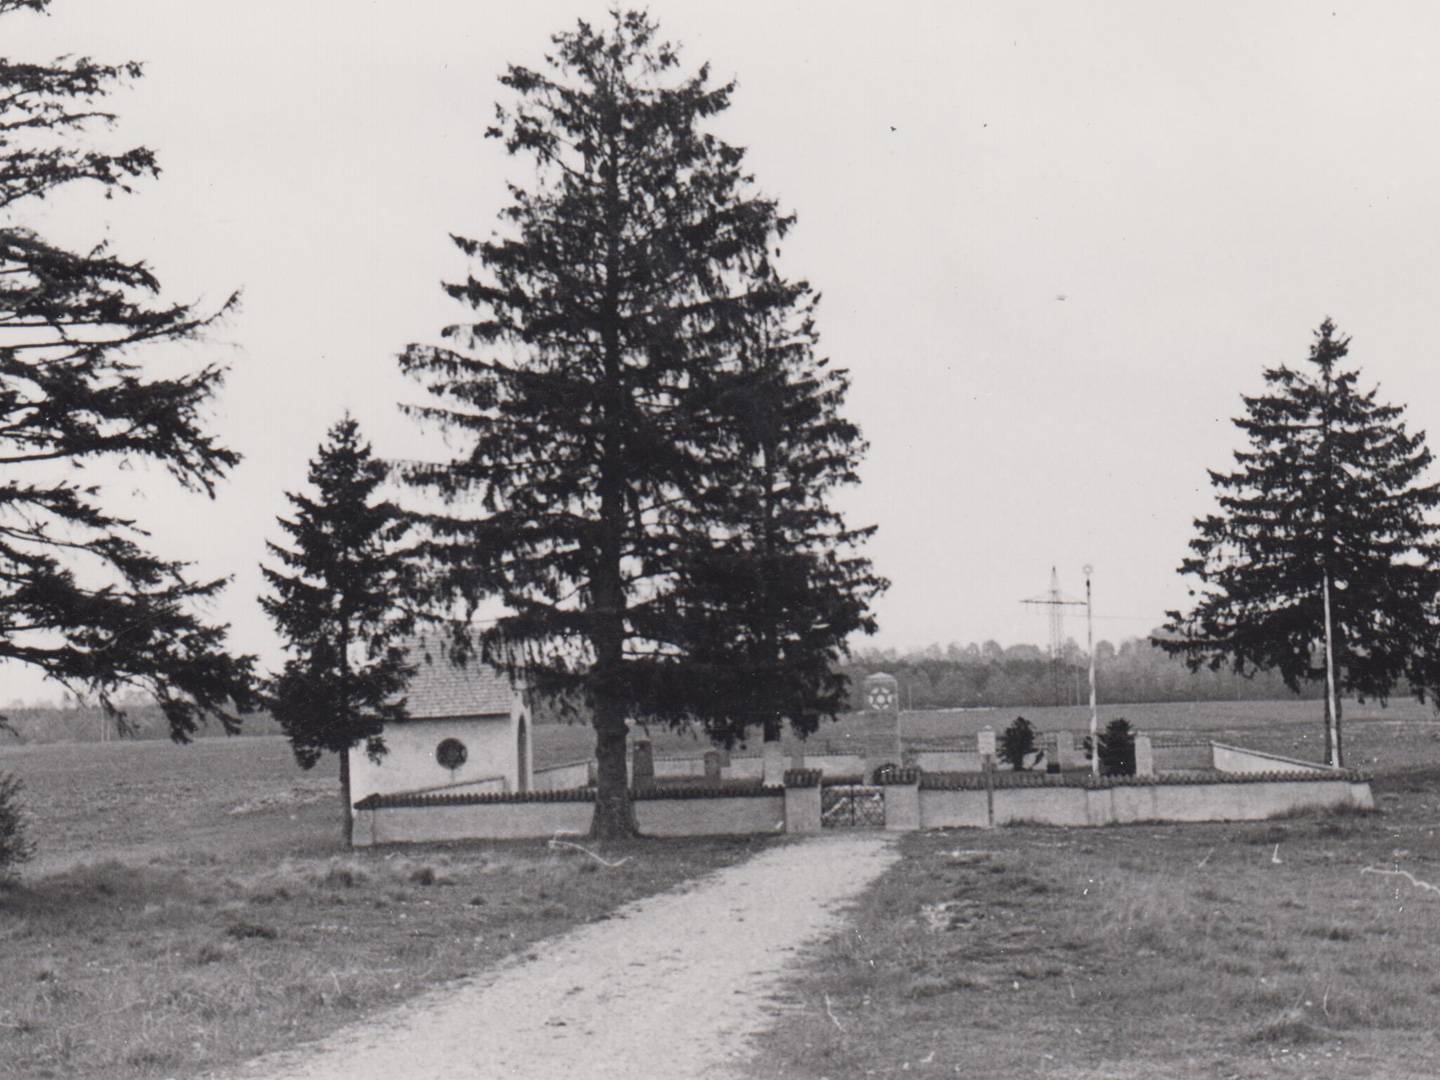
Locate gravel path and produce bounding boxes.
[220,833,898,1080]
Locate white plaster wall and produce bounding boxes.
[634,795,785,836]
[653,758,706,778]
[350,714,523,804]
[354,799,593,846]
[1212,743,1332,775]
[920,777,1374,829]
[993,786,1093,826]
[913,751,981,773]
[919,787,990,828]
[532,760,593,791]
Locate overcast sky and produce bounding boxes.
[8,1,1440,703]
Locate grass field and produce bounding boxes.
[746,732,1440,1079]
[3,701,1439,1079]
[0,733,778,1080]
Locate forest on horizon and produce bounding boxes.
[2,634,1340,745]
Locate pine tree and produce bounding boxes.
[998,716,1038,771]
[0,772,35,875]
[261,417,418,845]
[0,0,255,735]
[400,12,849,837]
[1160,319,1440,765]
[668,277,885,749]
[1096,718,1135,777]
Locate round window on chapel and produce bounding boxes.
[436,738,468,771]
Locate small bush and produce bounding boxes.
[319,864,366,888]
[998,717,1038,771]
[0,772,36,874]
[1248,1007,1329,1045]
[224,920,279,941]
[1097,719,1136,776]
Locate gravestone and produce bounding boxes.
[762,740,785,786]
[1053,730,1074,769]
[703,749,722,782]
[1135,734,1155,777]
[632,738,654,785]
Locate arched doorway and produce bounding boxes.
[516,715,530,792]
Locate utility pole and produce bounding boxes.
[1021,565,1097,775]
[1084,564,1097,778]
[1022,567,1072,704]
[1322,570,1341,768]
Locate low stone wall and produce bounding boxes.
[1211,742,1331,774]
[353,791,595,847]
[910,750,981,773]
[634,788,785,836]
[914,769,1373,828]
[1153,741,1214,771]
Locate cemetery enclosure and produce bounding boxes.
[352,743,1375,845]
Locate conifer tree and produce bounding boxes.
[0,0,255,734]
[400,12,871,836]
[669,277,885,748]
[1096,717,1135,777]
[1160,319,1440,765]
[261,417,417,845]
[998,716,1038,771]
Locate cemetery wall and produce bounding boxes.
[1211,742,1332,775]
[352,787,787,846]
[912,771,1373,829]
[532,759,593,791]
[634,790,785,836]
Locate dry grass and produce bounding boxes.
[748,771,1440,1079]
[5,705,1440,1079]
[0,829,769,1080]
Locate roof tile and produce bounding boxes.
[398,631,518,719]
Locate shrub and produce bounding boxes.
[0,772,35,875]
[998,716,1038,771]
[1097,719,1136,776]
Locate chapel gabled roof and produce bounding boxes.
[398,631,520,720]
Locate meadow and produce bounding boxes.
[2,701,1438,1079]
[0,733,777,1079]
[747,708,1440,1080]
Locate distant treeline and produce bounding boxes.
[4,634,1332,744]
[838,636,1328,710]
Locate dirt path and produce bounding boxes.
[215,833,897,1080]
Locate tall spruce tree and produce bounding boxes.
[401,12,858,836]
[0,0,255,734]
[261,417,417,845]
[1160,319,1440,765]
[670,276,885,748]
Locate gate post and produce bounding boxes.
[880,767,921,832]
[783,769,822,834]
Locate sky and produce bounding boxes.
[8,0,1440,702]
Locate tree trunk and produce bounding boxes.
[590,697,636,838]
[339,748,353,848]
[587,106,636,843]
[763,714,782,744]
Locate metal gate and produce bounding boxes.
[821,784,885,828]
